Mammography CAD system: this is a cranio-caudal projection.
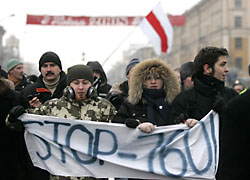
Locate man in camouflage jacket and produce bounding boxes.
[7,64,116,180]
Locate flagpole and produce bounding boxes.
[102,25,138,66]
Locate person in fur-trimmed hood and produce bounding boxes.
[112,58,180,133]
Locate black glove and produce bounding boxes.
[125,118,141,128]
[175,112,188,124]
[212,96,225,114]
[8,105,25,123]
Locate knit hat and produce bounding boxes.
[125,58,140,75]
[67,65,94,85]
[39,51,62,71]
[180,61,194,81]
[7,59,23,72]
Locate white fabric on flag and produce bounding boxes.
[139,3,173,55]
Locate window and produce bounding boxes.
[235,0,242,8]
[235,57,242,69]
[235,16,242,28]
[235,37,242,49]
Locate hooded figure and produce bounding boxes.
[87,61,111,98]
[113,58,180,127]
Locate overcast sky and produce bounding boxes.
[0,0,200,73]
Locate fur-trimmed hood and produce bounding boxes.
[128,58,180,105]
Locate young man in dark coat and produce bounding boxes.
[169,46,238,178]
[113,58,180,132]
[170,46,237,126]
[23,51,67,108]
[216,89,250,179]
[87,61,111,98]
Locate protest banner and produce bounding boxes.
[19,110,218,180]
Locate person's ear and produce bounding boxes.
[203,64,212,74]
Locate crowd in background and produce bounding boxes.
[0,46,249,180]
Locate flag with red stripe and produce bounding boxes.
[139,3,173,55]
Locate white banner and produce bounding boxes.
[20,111,219,180]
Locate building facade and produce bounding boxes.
[167,0,250,79]
[0,25,20,71]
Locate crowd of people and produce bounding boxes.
[0,46,249,180]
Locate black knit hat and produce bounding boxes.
[39,51,62,71]
[67,65,94,85]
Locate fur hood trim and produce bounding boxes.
[128,58,180,105]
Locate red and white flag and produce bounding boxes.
[139,3,173,55]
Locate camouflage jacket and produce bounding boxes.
[27,96,116,180]
[29,96,116,122]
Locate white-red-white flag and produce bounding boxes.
[139,3,173,55]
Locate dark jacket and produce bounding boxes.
[16,71,66,180]
[170,74,238,123]
[0,88,29,180]
[114,100,173,126]
[15,75,30,92]
[87,61,111,98]
[217,90,250,180]
[23,71,67,104]
[170,74,238,180]
[113,59,180,125]
[107,80,129,110]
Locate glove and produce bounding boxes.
[125,118,141,128]
[175,112,188,124]
[8,105,25,123]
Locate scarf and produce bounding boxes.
[8,74,21,87]
[142,88,170,125]
[196,74,224,96]
[43,75,60,95]
[197,73,224,87]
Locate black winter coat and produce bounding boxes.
[112,100,172,126]
[107,80,129,110]
[216,90,250,180]
[0,89,29,180]
[97,83,111,98]
[170,75,238,123]
[15,75,30,92]
[23,71,67,104]
[87,61,111,98]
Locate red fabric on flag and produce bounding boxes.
[146,12,168,53]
